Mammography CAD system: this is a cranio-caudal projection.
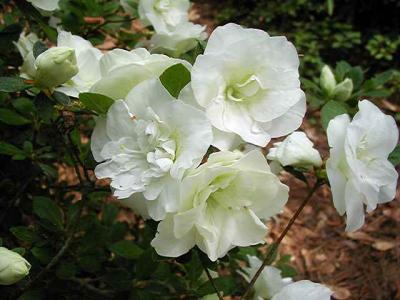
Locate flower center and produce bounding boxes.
[154,0,170,13]
[226,75,262,102]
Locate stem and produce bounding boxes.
[240,182,321,299]
[201,259,223,300]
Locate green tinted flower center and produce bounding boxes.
[226,75,262,102]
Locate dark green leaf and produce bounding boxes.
[12,247,26,256]
[327,0,334,15]
[389,145,400,166]
[160,63,191,98]
[33,196,64,229]
[372,70,394,86]
[109,240,143,259]
[0,141,24,156]
[104,269,131,291]
[185,251,203,284]
[10,226,42,244]
[79,92,114,115]
[335,61,351,82]
[12,97,36,114]
[0,77,32,92]
[197,277,237,296]
[52,91,71,106]
[38,163,58,178]
[33,41,48,59]
[18,289,44,300]
[321,100,348,129]
[31,246,52,265]
[346,66,364,90]
[102,204,118,226]
[56,263,78,279]
[0,108,31,125]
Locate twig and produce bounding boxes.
[240,182,321,299]
[70,278,115,298]
[200,259,223,300]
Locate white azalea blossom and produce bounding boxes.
[56,31,103,97]
[191,23,306,149]
[151,150,289,261]
[240,256,332,300]
[326,100,398,231]
[35,47,79,89]
[150,21,207,57]
[90,48,191,100]
[14,32,39,79]
[27,0,60,12]
[138,0,190,32]
[267,131,322,168]
[91,79,212,220]
[0,247,31,286]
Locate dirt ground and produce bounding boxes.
[189,3,400,300]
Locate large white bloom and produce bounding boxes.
[0,247,31,286]
[27,0,60,12]
[56,31,103,97]
[326,100,398,231]
[240,256,332,300]
[150,21,207,57]
[91,79,212,220]
[151,150,289,261]
[267,131,322,168]
[191,23,306,149]
[138,0,190,32]
[90,48,191,100]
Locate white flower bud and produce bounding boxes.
[333,78,354,101]
[320,65,337,95]
[27,0,60,12]
[34,47,78,89]
[0,247,31,285]
[267,132,322,168]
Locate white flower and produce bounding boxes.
[56,31,103,97]
[150,21,207,57]
[191,23,306,149]
[27,0,60,11]
[240,256,332,300]
[326,100,398,231]
[90,48,191,100]
[239,256,292,300]
[0,247,31,286]
[138,0,190,32]
[14,32,39,79]
[267,131,322,168]
[151,150,289,261]
[272,280,333,300]
[91,79,212,220]
[35,47,79,88]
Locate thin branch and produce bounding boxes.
[201,259,223,300]
[240,182,321,299]
[70,278,115,298]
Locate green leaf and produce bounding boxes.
[10,226,42,244]
[33,197,64,229]
[372,70,394,86]
[185,251,203,284]
[321,100,348,129]
[56,263,78,279]
[0,108,31,125]
[389,145,400,166]
[38,163,58,178]
[52,91,71,106]
[346,66,364,90]
[0,77,32,92]
[31,247,52,265]
[327,0,334,15]
[12,247,26,256]
[335,61,351,82]
[12,97,36,115]
[109,240,143,259]
[160,63,191,98]
[33,41,48,59]
[79,92,114,115]
[197,277,237,296]
[0,141,24,156]
[102,204,118,226]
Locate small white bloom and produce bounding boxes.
[0,247,31,286]
[35,47,79,88]
[326,100,398,231]
[239,256,292,300]
[333,78,353,101]
[90,48,191,100]
[191,23,306,149]
[27,0,60,11]
[150,21,207,57]
[151,150,289,261]
[272,280,333,300]
[267,131,322,168]
[91,79,212,220]
[14,32,39,80]
[320,65,336,96]
[55,31,103,97]
[138,0,190,32]
[240,256,332,300]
